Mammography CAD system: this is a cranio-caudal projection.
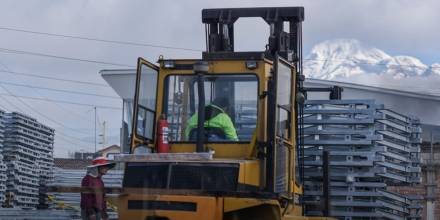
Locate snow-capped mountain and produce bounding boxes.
[303,39,440,95]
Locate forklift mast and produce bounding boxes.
[202,7,304,62]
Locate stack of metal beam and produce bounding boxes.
[0,155,6,204]
[0,110,6,204]
[302,99,422,220]
[0,208,79,220]
[2,112,55,208]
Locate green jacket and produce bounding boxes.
[185,104,238,141]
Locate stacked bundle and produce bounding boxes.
[0,155,6,204]
[302,100,422,220]
[0,110,6,204]
[2,112,54,208]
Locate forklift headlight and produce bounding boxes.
[245,61,258,70]
[163,61,175,69]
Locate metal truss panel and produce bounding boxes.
[302,99,422,220]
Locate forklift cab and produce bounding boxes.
[131,56,295,159]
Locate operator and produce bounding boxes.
[81,157,115,220]
[185,97,238,141]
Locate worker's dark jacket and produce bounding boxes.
[81,174,107,217]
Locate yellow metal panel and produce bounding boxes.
[238,162,245,184]
[118,194,223,220]
[293,182,303,194]
[243,160,260,186]
[169,143,250,158]
[236,159,260,186]
[223,197,278,213]
[289,205,303,216]
[283,216,337,220]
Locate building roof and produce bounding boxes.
[100,69,440,101]
[100,69,136,99]
[97,144,120,154]
[54,158,92,170]
[306,78,440,101]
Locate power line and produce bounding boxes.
[0,61,117,139]
[0,99,104,147]
[2,46,436,72]
[54,101,97,123]
[57,130,94,144]
[0,96,93,147]
[0,103,93,147]
[0,101,87,145]
[0,70,109,87]
[1,29,437,72]
[0,61,33,113]
[0,100,9,111]
[31,86,100,124]
[0,84,93,136]
[0,25,436,71]
[0,26,203,52]
[56,132,93,148]
[0,61,100,148]
[0,80,120,99]
[0,47,134,67]
[0,92,121,110]
[0,60,104,133]
[0,92,25,112]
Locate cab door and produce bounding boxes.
[130,57,159,153]
[266,55,296,195]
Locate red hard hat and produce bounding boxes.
[87,156,115,168]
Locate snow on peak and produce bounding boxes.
[309,39,390,62]
[304,39,430,79]
[426,63,440,76]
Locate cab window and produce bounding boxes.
[276,61,292,140]
[163,74,258,142]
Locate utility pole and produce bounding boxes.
[94,106,97,153]
[99,121,107,148]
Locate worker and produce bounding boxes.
[81,156,115,220]
[185,97,238,141]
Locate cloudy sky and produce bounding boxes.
[0,0,438,157]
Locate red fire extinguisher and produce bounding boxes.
[156,114,170,153]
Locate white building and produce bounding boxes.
[2,112,54,208]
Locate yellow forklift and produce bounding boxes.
[116,7,334,220]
